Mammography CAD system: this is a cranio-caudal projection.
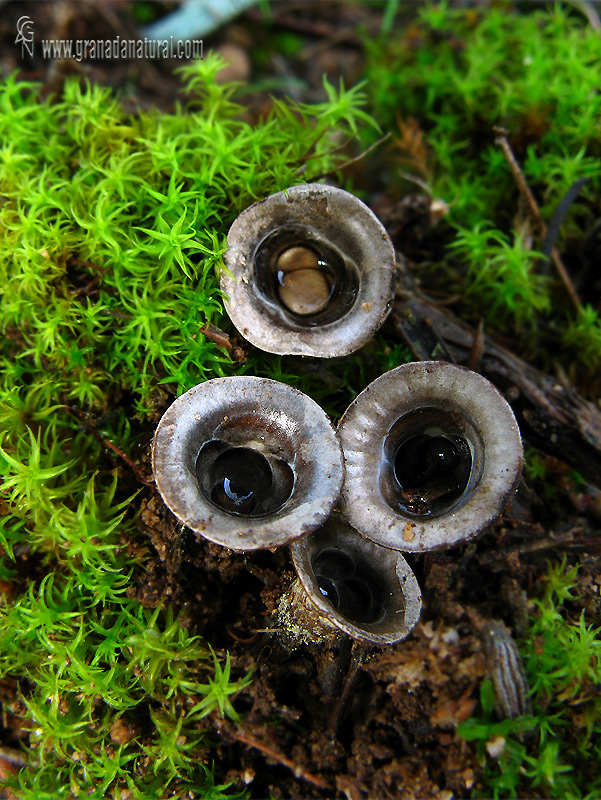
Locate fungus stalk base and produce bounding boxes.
[277,580,341,647]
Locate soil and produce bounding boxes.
[2,2,601,798]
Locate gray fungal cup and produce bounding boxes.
[283,514,422,645]
[152,376,344,550]
[222,184,396,357]
[338,362,523,552]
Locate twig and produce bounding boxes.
[493,127,581,312]
[399,171,431,195]
[70,266,111,297]
[227,629,259,644]
[312,132,392,181]
[245,9,340,38]
[500,518,545,532]
[390,287,601,486]
[67,406,155,489]
[391,285,455,362]
[213,716,332,791]
[466,319,485,372]
[327,641,370,734]
[0,747,29,768]
[421,290,463,306]
[200,323,233,351]
[69,258,105,271]
[298,25,362,60]
[296,133,355,169]
[478,527,601,566]
[541,177,590,265]
[494,128,546,229]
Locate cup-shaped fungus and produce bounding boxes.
[281,514,422,645]
[222,184,396,357]
[152,377,344,550]
[337,362,523,552]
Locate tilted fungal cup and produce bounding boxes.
[152,376,344,551]
[222,184,396,357]
[281,513,422,645]
[338,361,523,553]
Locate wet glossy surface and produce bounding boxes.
[277,268,333,315]
[394,433,472,516]
[312,547,384,624]
[196,442,294,517]
[209,447,272,515]
[275,245,334,316]
[276,245,319,272]
[223,184,396,356]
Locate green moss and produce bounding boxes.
[0,56,373,415]
[0,55,372,797]
[362,7,601,794]
[459,558,601,799]
[363,2,601,370]
[4,8,598,794]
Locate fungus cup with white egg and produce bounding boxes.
[338,362,524,553]
[283,513,422,645]
[222,184,396,357]
[152,376,344,550]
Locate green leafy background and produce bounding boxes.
[1,3,601,796]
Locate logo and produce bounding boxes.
[15,16,34,59]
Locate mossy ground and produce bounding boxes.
[0,2,600,798]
